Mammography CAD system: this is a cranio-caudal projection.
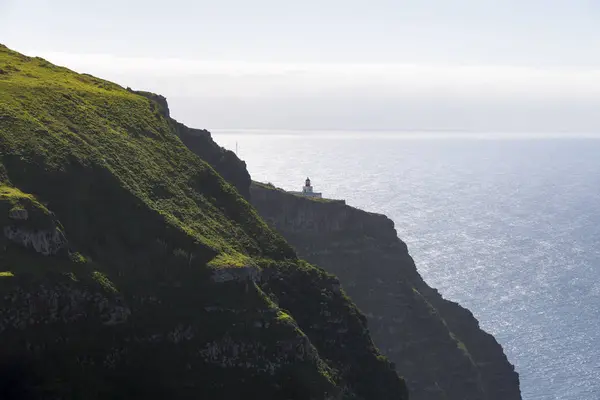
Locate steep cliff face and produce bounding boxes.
[134,91,251,199]
[250,182,522,400]
[0,45,406,399]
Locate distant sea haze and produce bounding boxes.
[213,131,600,400]
[212,129,600,140]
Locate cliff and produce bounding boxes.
[133,91,251,199]
[250,182,522,400]
[0,45,407,399]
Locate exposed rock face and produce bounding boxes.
[1,186,68,256]
[0,281,130,333]
[8,207,28,220]
[250,182,522,400]
[210,265,261,283]
[3,225,67,256]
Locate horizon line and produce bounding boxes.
[209,128,600,135]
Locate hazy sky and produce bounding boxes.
[2,0,600,132]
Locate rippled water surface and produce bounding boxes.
[213,131,600,400]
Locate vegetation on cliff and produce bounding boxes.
[0,44,407,399]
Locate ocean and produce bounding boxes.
[213,131,600,400]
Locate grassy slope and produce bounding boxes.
[0,45,406,399]
[0,47,290,264]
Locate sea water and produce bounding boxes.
[212,131,600,400]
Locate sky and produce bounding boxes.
[1,0,600,132]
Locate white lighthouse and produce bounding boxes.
[289,177,322,198]
[303,177,314,194]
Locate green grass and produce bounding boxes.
[0,185,44,207]
[0,183,55,230]
[276,310,295,323]
[91,270,118,293]
[0,44,294,268]
[450,332,473,360]
[0,184,48,213]
[207,252,252,268]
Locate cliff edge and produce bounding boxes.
[250,182,522,400]
[133,90,251,199]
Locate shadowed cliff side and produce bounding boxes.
[250,182,522,400]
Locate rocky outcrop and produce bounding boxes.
[1,186,68,256]
[0,281,130,333]
[250,182,522,400]
[210,265,261,283]
[3,225,67,256]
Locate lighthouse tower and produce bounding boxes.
[302,177,313,194]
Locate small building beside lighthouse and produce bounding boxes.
[289,177,322,198]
